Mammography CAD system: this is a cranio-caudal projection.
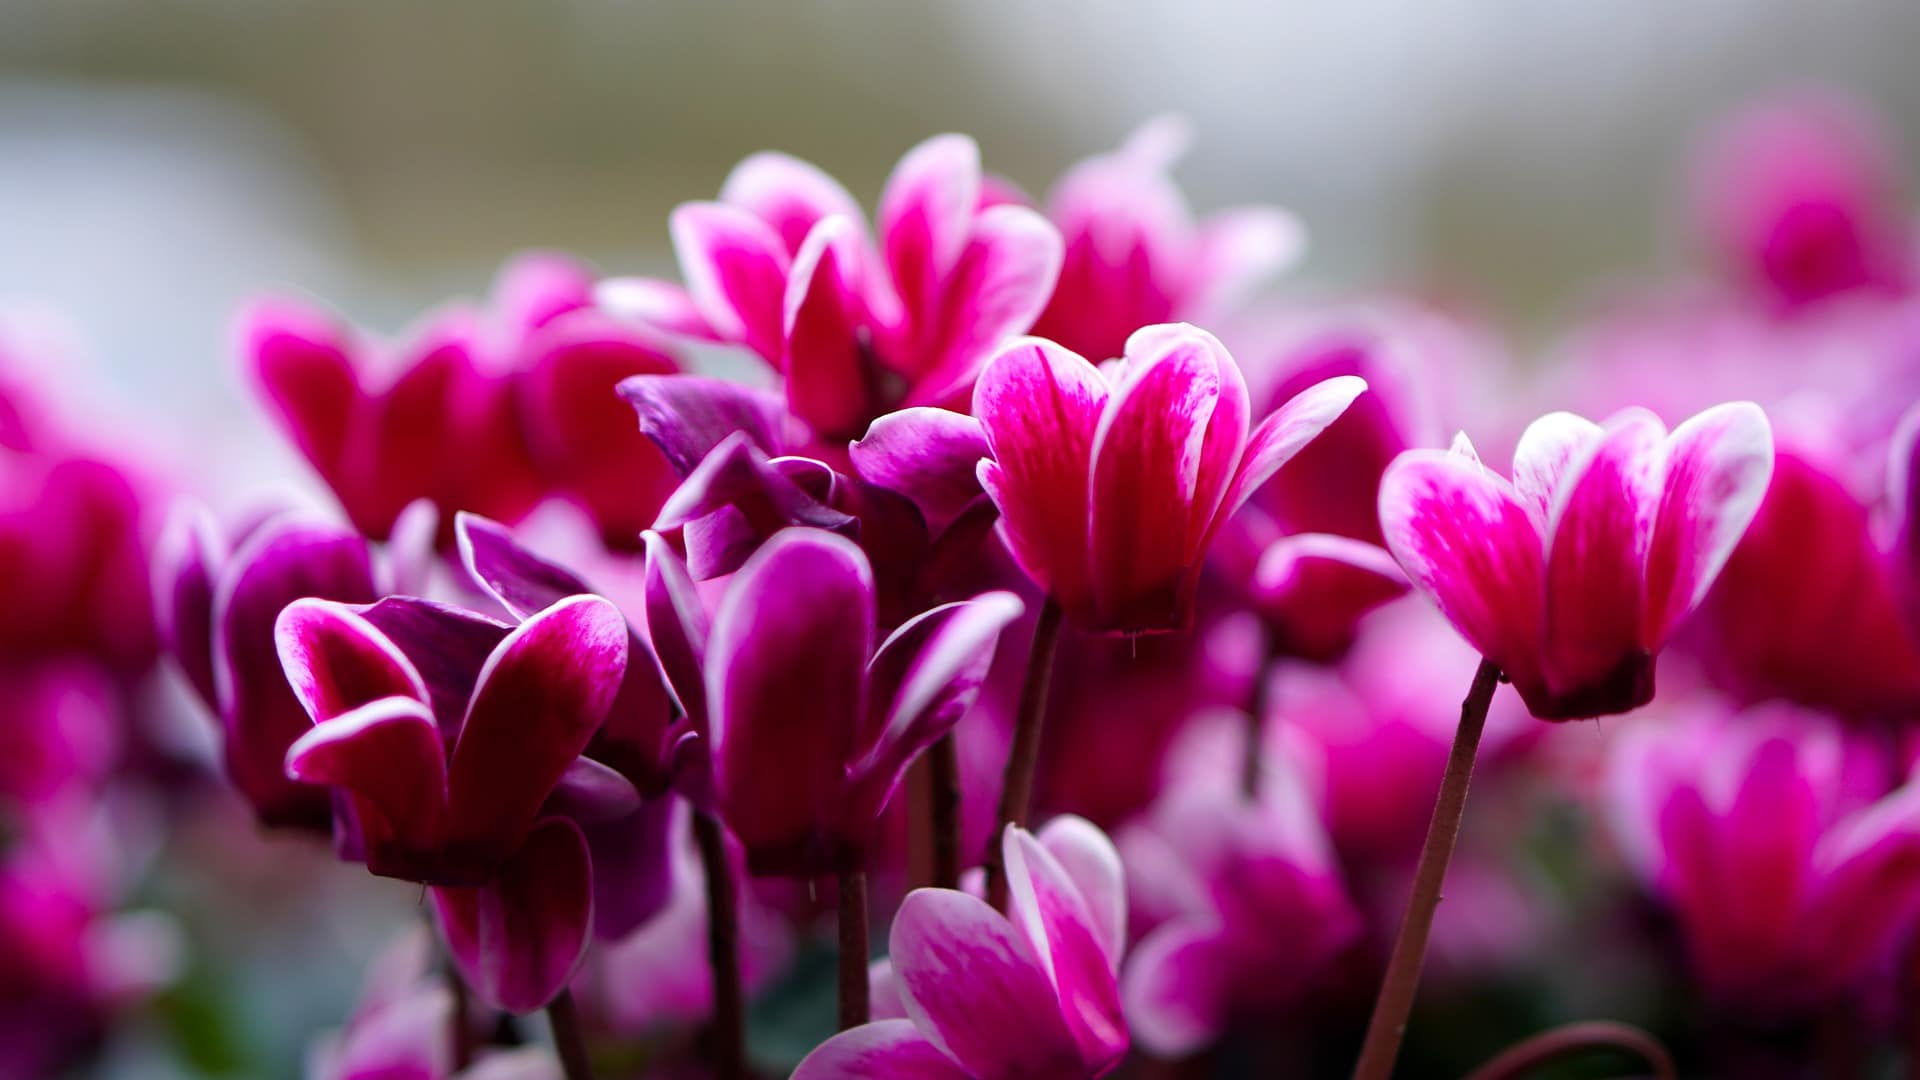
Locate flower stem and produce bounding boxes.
[1351,657,1501,1080]
[1463,1020,1675,1080]
[984,597,1065,912]
[929,733,962,889]
[692,809,746,1080]
[546,988,594,1080]
[1241,641,1278,798]
[837,869,870,1030]
[447,956,473,1069]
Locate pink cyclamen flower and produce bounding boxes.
[1118,784,1361,1058]
[796,818,1128,1079]
[1377,403,1774,719]
[1609,706,1920,1014]
[601,135,1062,442]
[1028,116,1303,363]
[645,526,1022,876]
[973,323,1366,634]
[274,592,630,1012]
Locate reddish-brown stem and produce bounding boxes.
[1351,657,1502,1080]
[447,957,473,1069]
[546,988,594,1080]
[692,810,745,1080]
[929,734,963,890]
[837,869,870,1030]
[984,597,1065,911]
[1240,641,1278,798]
[1463,1020,1676,1080]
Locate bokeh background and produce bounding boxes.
[6,2,1920,1074]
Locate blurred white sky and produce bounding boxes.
[2,0,1918,500]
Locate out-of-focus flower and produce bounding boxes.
[601,135,1062,442]
[1691,89,1910,310]
[796,818,1128,1079]
[275,592,630,1011]
[1608,705,1920,1014]
[1029,116,1303,364]
[648,527,1021,876]
[308,926,561,1080]
[1118,784,1361,1059]
[973,324,1364,634]
[155,506,383,830]
[1378,403,1773,719]
[0,661,121,808]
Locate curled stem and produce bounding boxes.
[984,597,1065,912]
[1463,1020,1677,1080]
[692,810,746,1080]
[1351,657,1502,1080]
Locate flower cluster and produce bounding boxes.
[13,89,1920,1079]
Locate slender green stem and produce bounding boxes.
[1351,658,1502,1080]
[984,597,1065,912]
[692,810,745,1080]
[546,988,593,1080]
[837,869,870,1030]
[1463,1020,1676,1080]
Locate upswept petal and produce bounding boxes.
[353,597,512,741]
[642,531,709,732]
[1004,826,1129,1070]
[488,251,594,338]
[1186,205,1307,318]
[1035,815,1128,967]
[793,1019,971,1080]
[890,888,1084,1077]
[849,408,990,529]
[1377,451,1544,686]
[1218,374,1368,522]
[456,513,591,619]
[285,697,448,874]
[879,135,982,321]
[705,529,875,873]
[655,433,858,579]
[1250,533,1410,661]
[436,817,594,1015]
[668,201,790,363]
[239,297,359,489]
[444,597,628,871]
[903,205,1064,405]
[782,215,874,438]
[592,277,722,342]
[1511,411,1604,525]
[1642,401,1775,645]
[719,150,865,256]
[274,599,428,723]
[154,501,226,709]
[617,374,792,478]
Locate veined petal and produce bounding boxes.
[879,134,982,320]
[284,697,448,873]
[1219,373,1368,522]
[849,408,990,529]
[436,816,593,1014]
[274,599,428,723]
[706,529,875,874]
[1035,815,1128,967]
[903,204,1064,404]
[720,150,866,257]
[972,337,1108,615]
[1642,401,1775,646]
[668,201,790,363]
[1377,450,1545,686]
[1511,411,1604,525]
[1541,409,1665,696]
[793,1020,970,1080]
[1004,826,1129,1070]
[783,216,875,439]
[890,888,1085,1077]
[445,597,628,872]
[616,373,791,477]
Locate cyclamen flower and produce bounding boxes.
[274,592,630,1012]
[1377,403,1774,719]
[1608,706,1920,1014]
[601,135,1062,442]
[1029,117,1303,363]
[973,323,1365,634]
[644,527,1022,876]
[796,818,1128,1079]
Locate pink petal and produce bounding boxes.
[544,757,641,824]
[1641,401,1775,646]
[456,513,593,620]
[1088,324,1247,632]
[849,408,990,529]
[972,338,1109,617]
[1120,920,1230,1058]
[782,216,875,439]
[284,697,449,875]
[720,150,866,258]
[1003,826,1129,1070]
[903,205,1064,405]
[1511,411,1604,524]
[654,434,858,579]
[793,1020,971,1080]
[445,597,628,874]
[435,817,593,1015]
[275,599,429,724]
[706,529,874,874]
[1376,450,1545,689]
[879,135,981,321]
[593,277,722,342]
[239,297,360,493]
[668,202,791,364]
[1035,815,1129,965]
[353,597,513,741]
[579,795,677,941]
[489,251,595,338]
[1540,409,1665,697]
[1219,373,1368,522]
[153,501,226,709]
[642,531,709,733]
[1187,205,1306,318]
[1250,533,1410,662]
[890,888,1086,1077]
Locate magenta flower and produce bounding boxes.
[795,818,1128,1079]
[0,662,120,808]
[601,135,1062,441]
[1608,706,1920,1014]
[973,323,1365,634]
[646,527,1022,875]
[274,592,630,1011]
[1377,403,1774,719]
[1028,117,1303,363]
[1118,785,1361,1058]
[154,506,382,830]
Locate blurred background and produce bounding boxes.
[6,3,1920,1075]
